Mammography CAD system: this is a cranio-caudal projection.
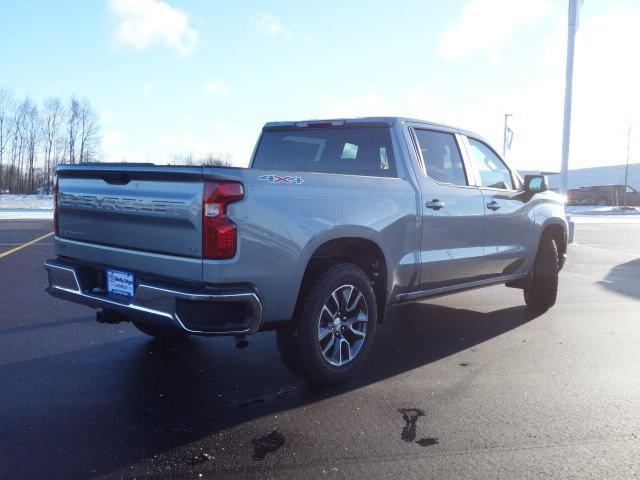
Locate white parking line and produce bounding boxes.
[571,242,639,258]
[564,271,615,284]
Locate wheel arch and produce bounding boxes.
[292,228,393,323]
[536,219,567,269]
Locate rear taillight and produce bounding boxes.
[203,181,244,259]
[53,178,59,236]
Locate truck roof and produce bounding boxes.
[263,116,485,140]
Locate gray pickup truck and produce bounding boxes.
[45,117,568,385]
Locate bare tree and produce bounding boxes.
[0,88,13,191]
[9,98,30,192]
[77,98,100,163]
[67,97,80,164]
[24,101,40,193]
[200,152,233,166]
[0,87,102,193]
[41,97,63,189]
[171,152,233,166]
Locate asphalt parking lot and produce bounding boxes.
[1,218,640,479]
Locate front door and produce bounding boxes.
[464,137,533,277]
[412,129,486,289]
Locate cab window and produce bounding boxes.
[414,129,468,186]
[252,127,397,177]
[467,138,514,190]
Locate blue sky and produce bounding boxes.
[2,0,639,172]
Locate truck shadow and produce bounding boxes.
[0,302,539,478]
[603,258,640,300]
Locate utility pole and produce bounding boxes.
[503,113,513,158]
[559,0,581,195]
[623,123,631,207]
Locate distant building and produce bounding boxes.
[520,163,639,190]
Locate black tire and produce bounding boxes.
[596,197,609,206]
[524,236,559,312]
[132,320,188,340]
[277,263,378,386]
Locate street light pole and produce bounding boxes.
[503,113,513,158]
[623,123,631,207]
[560,0,580,195]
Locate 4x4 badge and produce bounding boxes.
[259,175,305,185]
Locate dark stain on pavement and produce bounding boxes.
[398,408,425,442]
[252,431,286,461]
[416,437,438,447]
[459,362,470,367]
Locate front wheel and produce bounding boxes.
[524,236,559,312]
[277,263,377,385]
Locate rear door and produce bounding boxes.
[411,128,486,289]
[57,167,204,258]
[462,136,533,277]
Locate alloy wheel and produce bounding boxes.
[317,284,368,366]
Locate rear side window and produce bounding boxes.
[413,129,467,186]
[467,138,514,190]
[252,127,396,177]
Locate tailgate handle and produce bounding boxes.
[103,172,130,185]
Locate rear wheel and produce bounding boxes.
[524,235,559,312]
[277,263,377,385]
[132,320,188,340]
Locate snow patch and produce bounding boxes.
[0,194,53,210]
[566,205,640,216]
[0,195,53,220]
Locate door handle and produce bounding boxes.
[426,199,446,210]
[486,200,501,211]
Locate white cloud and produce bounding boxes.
[323,4,640,176]
[482,4,640,173]
[108,0,198,55]
[102,139,148,163]
[141,82,156,98]
[103,130,123,146]
[322,89,448,124]
[323,91,391,119]
[251,11,292,39]
[563,5,640,174]
[203,78,230,97]
[438,0,553,59]
[100,109,116,124]
[160,127,254,166]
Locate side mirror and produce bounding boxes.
[523,174,548,193]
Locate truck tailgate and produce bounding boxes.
[57,166,203,258]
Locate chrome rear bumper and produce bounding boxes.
[44,259,262,335]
